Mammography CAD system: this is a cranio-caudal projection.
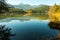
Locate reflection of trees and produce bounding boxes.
[0,25,15,40]
[48,22,60,40]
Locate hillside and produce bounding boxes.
[31,5,49,13]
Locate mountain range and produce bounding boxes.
[8,3,49,10]
[10,3,37,10]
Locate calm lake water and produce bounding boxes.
[0,18,58,40]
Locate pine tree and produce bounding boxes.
[0,0,9,14]
[0,25,15,40]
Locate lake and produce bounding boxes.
[0,18,58,40]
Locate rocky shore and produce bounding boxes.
[48,22,60,40]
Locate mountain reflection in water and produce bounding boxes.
[0,19,58,40]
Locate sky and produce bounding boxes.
[6,0,60,5]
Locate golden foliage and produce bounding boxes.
[48,4,60,22]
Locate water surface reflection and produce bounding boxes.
[0,19,58,40]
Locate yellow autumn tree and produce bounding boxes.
[48,3,60,22]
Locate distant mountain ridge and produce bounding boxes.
[12,3,37,10]
[8,3,49,10]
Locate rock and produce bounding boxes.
[48,22,60,30]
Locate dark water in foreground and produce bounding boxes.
[0,19,58,40]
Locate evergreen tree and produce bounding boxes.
[0,25,15,40]
[0,0,9,14]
